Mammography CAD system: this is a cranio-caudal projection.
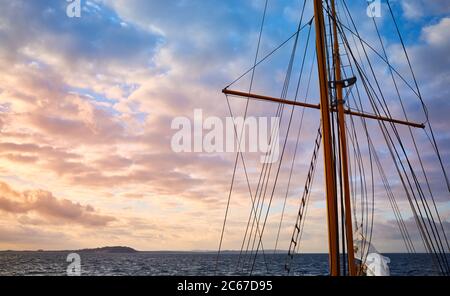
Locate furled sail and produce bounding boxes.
[354,227,390,276]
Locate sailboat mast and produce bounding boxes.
[330,0,357,276]
[313,0,340,276]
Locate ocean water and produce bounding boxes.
[0,252,443,276]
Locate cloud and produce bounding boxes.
[0,181,116,227]
[388,17,450,133]
[0,225,75,250]
[400,0,450,20]
[0,0,448,253]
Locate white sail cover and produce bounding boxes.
[365,253,391,276]
[353,227,391,276]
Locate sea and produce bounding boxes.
[0,252,444,276]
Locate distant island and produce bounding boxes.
[1,248,296,253]
[76,246,138,253]
[0,246,139,253]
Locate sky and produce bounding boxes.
[0,0,449,253]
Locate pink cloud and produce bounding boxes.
[0,181,116,227]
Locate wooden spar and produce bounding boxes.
[222,89,425,129]
[313,0,341,276]
[331,0,356,276]
[223,89,321,110]
[344,109,425,129]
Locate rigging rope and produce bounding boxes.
[225,22,313,89]
[216,0,270,274]
[273,48,316,254]
[248,1,312,274]
[237,1,311,273]
[371,7,450,254]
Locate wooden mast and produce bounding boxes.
[330,0,357,276]
[313,0,340,276]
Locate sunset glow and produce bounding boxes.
[0,0,449,254]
